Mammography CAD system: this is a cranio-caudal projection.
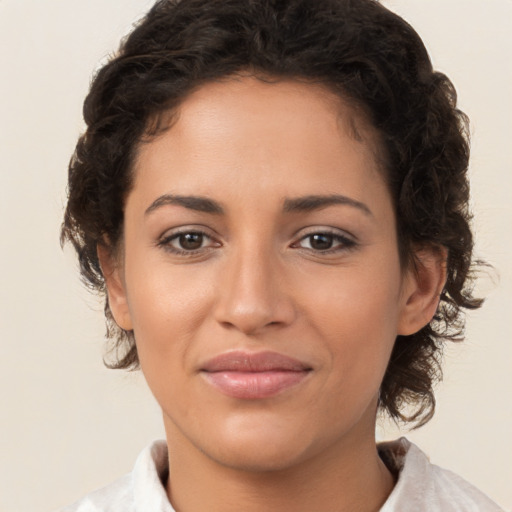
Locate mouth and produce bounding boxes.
[200,350,313,400]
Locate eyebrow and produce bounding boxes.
[144,193,372,217]
[283,194,373,216]
[145,194,224,216]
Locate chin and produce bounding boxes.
[196,412,325,474]
[209,440,312,474]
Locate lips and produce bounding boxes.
[200,351,312,399]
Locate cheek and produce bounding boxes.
[123,254,215,374]
[301,259,402,388]
[304,258,402,333]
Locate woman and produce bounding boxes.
[59,0,503,510]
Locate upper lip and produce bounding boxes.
[200,350,312,372]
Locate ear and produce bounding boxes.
[97,242,133,331]
[398,246,447,336]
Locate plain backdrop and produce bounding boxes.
[0,1,511,511]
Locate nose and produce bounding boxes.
[214,245,296,335]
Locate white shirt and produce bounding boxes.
[58,438,504,511]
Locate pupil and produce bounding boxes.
[310,234,333,250]
[180,233,203,250]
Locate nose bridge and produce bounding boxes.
[215,235,293,334]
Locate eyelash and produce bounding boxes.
[157,229,218,256]
[292,229,357,254]
[157,228,357,256]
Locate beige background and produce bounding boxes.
[0,1,510,511]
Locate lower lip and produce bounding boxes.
[201,370,310,399]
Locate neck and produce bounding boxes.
[164,416,395,512]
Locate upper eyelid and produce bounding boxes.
[157,230,221,257]
[156,225,357,245]
[292,226,357,241]
[293,233,354,248]
[156,228,221,254]
[163,230,213,242]
[158,225,219,240]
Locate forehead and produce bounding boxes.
[152,74,379,151]
[131,75,386,206]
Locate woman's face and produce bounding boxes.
[108,76,420,471]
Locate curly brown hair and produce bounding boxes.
[61,0,483,427]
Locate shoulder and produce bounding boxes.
[378,438,504,512]
[57,473,133,512]
[56,440,173,512]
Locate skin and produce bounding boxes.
[100,76,445,512]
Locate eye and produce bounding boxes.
[158,229,219,255]
[301,233,337,251]
[293,231,356,253]
[173,232,207,251]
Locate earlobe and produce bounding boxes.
[97,242,133,331]
[398,246,447,336]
